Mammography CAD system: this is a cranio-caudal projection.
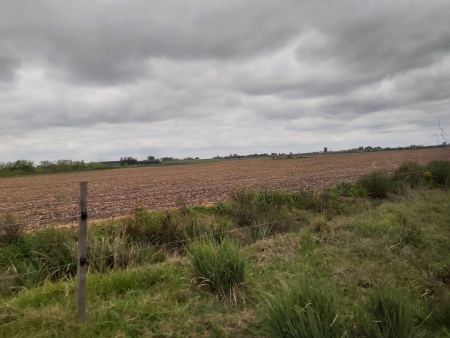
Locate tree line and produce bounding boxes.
[0,159,106,177]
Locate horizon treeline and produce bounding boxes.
[0,159,106,177]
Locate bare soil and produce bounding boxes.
[0,148,448,227]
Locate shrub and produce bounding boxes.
[0,213,24,245]
[188,239,245,301]
[393,162,425,188]
[264,281,345,338]
[357,172,396,198]
[357,290,420,338]
[426,160,450,188]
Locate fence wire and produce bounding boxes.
[0,216,303,282]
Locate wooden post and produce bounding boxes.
[78,181,88,322]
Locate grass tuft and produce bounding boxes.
[188,239,245,302]
[357,290,421,338]
[264,280,345,338]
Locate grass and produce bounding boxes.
[263,280,345,338]
[0,160,449,336]
[356,290,422,338]
[188,239,246,302]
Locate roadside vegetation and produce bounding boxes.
[0,160,449,336]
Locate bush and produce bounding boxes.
[264,281,345,338]
[0,213,24,245]
[357,290,420,338]
[357,172,397,198]
[393,162,425,188]
[426,160,450,188]
[188,239,245,301]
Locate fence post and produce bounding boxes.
[78,181,88,322]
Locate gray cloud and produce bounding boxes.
[0,0,449,162]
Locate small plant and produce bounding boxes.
[0,213,24,245]
[356,171,396,198]
[188,239,245,302]
[357,290,421,338]
[264,281,345,338]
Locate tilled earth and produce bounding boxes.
[0,148,448,227]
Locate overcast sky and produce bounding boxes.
[1,0,449,162]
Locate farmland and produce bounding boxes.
[1,149,449,337]
[0,148,448,226]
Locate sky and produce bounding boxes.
[1,0,449,162]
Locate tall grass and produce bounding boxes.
[357,290,421,338]
[264,281,345,338]
[188,239,245,302]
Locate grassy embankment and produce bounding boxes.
[0,160,449,337]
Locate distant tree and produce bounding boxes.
[324,147,328,153]
[13,160,35,172]
[147,156,155,161]
[120,157,137,166]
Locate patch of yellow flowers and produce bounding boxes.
[423,171,433,178]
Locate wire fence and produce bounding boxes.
[0,216,303,282]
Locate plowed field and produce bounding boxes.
[1,148,448,227]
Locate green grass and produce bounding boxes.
[188,239,246,302]
[263,280,345,338]
[0,161,449,336]
[356,290,422,338]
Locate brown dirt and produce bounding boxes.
[0,148,448,227]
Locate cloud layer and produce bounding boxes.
[1,0,449,161]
